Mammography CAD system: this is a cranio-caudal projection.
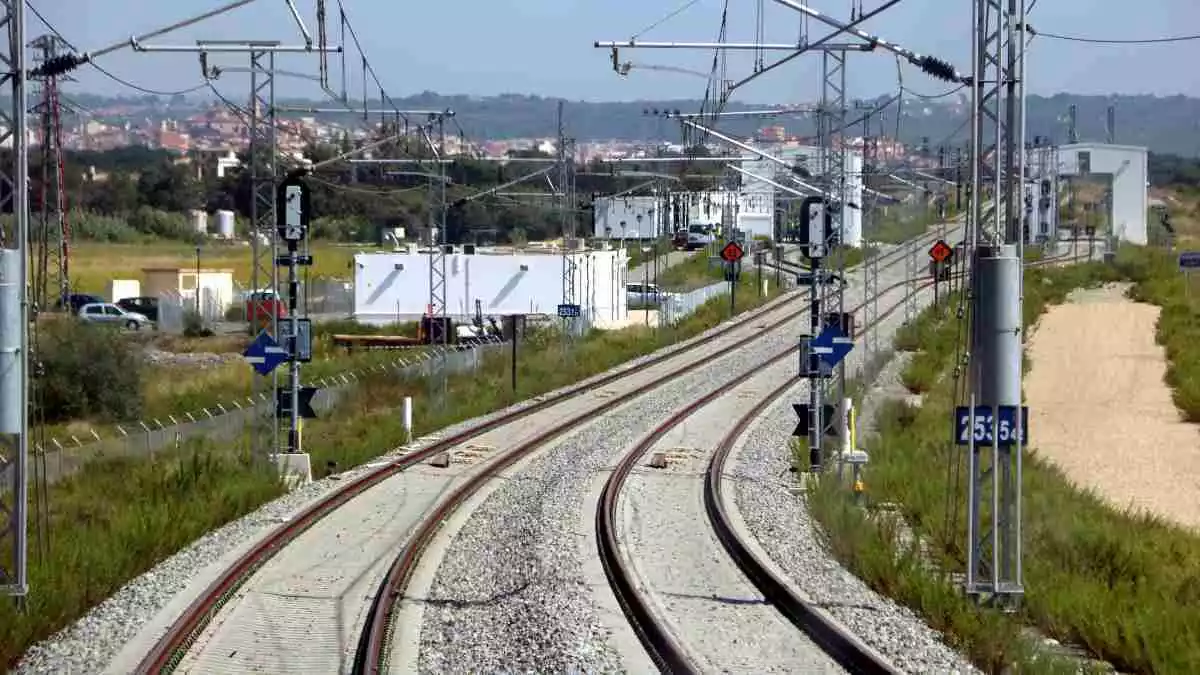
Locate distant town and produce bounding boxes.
[24,97,919,167]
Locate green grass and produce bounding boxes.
[70,240,360,294]
[0,272,784,668]
[866,203,941,244]
[655,250,727,291]
[624,237,673,269]
[809,254,1200,674]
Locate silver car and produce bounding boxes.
[627,282,668,309]
[78,302,153,330]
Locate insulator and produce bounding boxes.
[918,55,958,83]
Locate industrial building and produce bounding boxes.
[589,146,865,246]
[1055,142,1149,245]
[352,247,628,326]
[591,190,737,240]
[141,266,237,320]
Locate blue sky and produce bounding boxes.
[33,0,1200,102]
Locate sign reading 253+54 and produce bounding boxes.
[954,405,1029,446]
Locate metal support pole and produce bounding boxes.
[247,49,279,458]
[807,255,823,473]
[557,101,577,339]
[284,234,301,452]
[964,0,1026,607]
[0,0,29,602]
[966,244,1024,602]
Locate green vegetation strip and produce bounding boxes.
[0,269,781,668]
[809,248,1200,674]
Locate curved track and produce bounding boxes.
[347,233,947,673]
[593,251,1077,673]
[596,278,929,673]
[132,229,949,674]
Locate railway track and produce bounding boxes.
[594,250,1077,674]
[129,228,950,674]
[596,276,930,673]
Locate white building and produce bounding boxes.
[141,266,235,320]
[353,248,628,326]
[740,146,864,247]
[591,190,739,240]
[1056,142,1148,245]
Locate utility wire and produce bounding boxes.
[1031,28,1200,44]
[26,4,208,96]
[630,0,702,40]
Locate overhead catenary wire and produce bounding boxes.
[1029,27,1200,44]
[25,4,209,96]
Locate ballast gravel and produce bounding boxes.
[416,254,961,673]
[730,351,979,670]
[416,319,830,673]
[12,291,801,674]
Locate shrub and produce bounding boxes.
[182,310,213,338]
[35,318,144,422]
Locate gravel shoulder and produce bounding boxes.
[410,240,955,673]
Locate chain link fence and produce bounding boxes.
[1,338,505,491]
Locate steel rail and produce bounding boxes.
[137,230,946,673]
[349,235,949,673]
[596,275,934,672]
[598,252,1073,672]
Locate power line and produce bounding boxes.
[26,4,207,96]
[1031,28,1200,44]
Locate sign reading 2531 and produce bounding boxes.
[954,405,1029,446]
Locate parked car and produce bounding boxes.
[116,296,160,322]
[244,290,287,332]
[685,223,715,250]
[77,302,153,330]
[56,293,103,314]
[671,229,689,249]
[626,282,665,309]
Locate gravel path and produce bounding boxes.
[14,285,806,673]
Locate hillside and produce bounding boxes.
[44,91,1200,154]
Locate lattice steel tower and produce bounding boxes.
[247,48,280,457]
[819,48,847,392]
[29,34,71,311]
[556,100,577,309]
[963,0,1027,606]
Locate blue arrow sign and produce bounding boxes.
[811,324,853,369]
[243,330,289,376]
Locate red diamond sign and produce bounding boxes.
[928,239,953,263]
[720,241,744,263]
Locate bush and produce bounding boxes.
[36,318,144,422]
[182,310,213,338]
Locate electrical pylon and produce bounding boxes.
[29,34,71,311]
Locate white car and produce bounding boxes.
[78,302,153,330]
[685,223,715,250]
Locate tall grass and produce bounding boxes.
[0,273,782,669]
[810,256,1200,674]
